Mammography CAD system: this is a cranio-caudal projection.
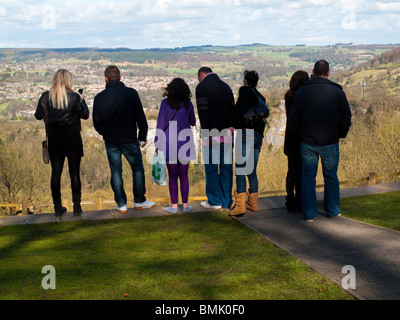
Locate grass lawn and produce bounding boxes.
[0,212,353,300]
[339,191,400,231]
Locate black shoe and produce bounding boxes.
[73,204,82,216]
[54,205,67,217]
[285,203,297,213]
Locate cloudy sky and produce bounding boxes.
[0,0,399,49]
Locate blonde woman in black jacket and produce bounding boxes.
[35,69,89,217]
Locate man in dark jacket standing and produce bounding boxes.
[196,66,235,210]
[288,60,352,222]
[93,65,155,213]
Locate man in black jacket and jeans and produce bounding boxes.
[93,65,155,213]
[288,60,352,222]
[196,66,235,210]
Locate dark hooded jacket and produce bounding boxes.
[93,80,148,144]
[234,85,267,136]
[195,73,235,134]
[287,76,352,146]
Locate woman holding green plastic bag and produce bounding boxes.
[154,78,197,214]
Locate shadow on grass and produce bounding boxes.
[0,212,351,300]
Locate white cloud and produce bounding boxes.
[0,0,398,48]
[376,1,400,12]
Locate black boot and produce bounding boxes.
[73,204,82,216]
[73,193,82,216]
[285,195,297,212]
[54,204,67,217]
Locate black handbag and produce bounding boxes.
[42,140,49,164]
[42,92,50,164]
[243,88,269,123]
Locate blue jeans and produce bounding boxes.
[202,142,233,208]
[301,142,340,220]
[235,130,263,194]
[105,142,146,206]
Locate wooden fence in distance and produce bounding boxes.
[1,171,399,215]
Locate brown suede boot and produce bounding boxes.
[228,192,247,217]
[247,191,259,212]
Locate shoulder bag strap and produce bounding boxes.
[44,91,49,140]
[155,107,179,156]
[251,87,260,100]
[163,108,179,132]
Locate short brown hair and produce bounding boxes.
[104,65,121,81]
[313,60,329,77]
[197,66,213,76]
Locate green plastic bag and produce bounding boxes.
[152,152,167,186]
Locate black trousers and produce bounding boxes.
[50,152,82,205]
[285,152,302,212]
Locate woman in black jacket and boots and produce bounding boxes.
[283,70,309,212]
[35,69,89,217]
[230,70,268,216]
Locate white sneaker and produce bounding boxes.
[163,206,178,214]
[200,201,222,210]
[134,200,156,210]
[115,204,128,214]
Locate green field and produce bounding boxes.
[340,191,400,231]
[0,212,353,300]
[1,177,399,300]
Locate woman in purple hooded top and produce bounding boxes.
[154,78,197,213]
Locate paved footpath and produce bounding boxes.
[1,182,400,300]
[235,182,400,300]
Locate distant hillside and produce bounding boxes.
[335,47,400,100]
[364,47,400,68]
[1,44,398,91]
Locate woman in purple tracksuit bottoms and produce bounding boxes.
[154,78,197,213]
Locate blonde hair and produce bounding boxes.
[50,69,73,109]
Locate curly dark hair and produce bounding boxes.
[163,78,192,110]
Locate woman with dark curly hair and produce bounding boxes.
[284,70,310,212]
[154,78,196,213]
